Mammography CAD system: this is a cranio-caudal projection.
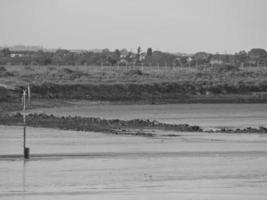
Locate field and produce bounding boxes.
[1,64,267,86]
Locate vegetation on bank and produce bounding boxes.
[30,81,267,102]
[1,63,267,104]
[0,113,266,135]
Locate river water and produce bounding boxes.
[32,103,267,129]
[0,125,267,200]
[1,103,267,199]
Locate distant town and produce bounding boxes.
[0,45,266,67]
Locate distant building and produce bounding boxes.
[210,56,224,65]
[186,57,193,63]
[120,49,128,59]
[10,51,34,58]
[140,52,146,61]
[210,54,235,65]
[10,53,24,58]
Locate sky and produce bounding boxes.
[0,0,267,53]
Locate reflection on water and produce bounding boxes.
[22,161,26,193]
[1,150,267,200]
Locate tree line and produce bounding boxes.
[0,46,267,67]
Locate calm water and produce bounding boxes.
[0,126,267,200]
[2,103,267,199]
[32,103,267,129]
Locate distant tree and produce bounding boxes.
[55,49,69,57]
[193,52,211,65]
[145,48,153,65]
[248,48,267,65]
[43,57,52,65]
[125,52,135,65]
[0,48,11,57]
[150,51,176,66]
[147,48,153,57]
[234,51,248,66]
[179,56,188,66]
[136,46,142,65]
[120,49,128,57]
[113,49,121,64]
[108,56,117,66]
[137,46,142,55]
[101,49,111,65]
[52,49,70,65]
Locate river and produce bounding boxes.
[1,103,267,199]
[0,125,267,200]
[32,103,267,129]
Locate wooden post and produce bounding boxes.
[22,90,26,150]
[22,89,30,159]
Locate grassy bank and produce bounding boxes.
[1,65,267,104]
[30,82,267,103]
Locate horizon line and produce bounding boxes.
[1,43,266,55]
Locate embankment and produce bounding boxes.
[0,87,22,112]
[30,82,267,103]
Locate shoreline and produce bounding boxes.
[0,113,266,136]
[1,94,267,112]
[2,98,267,118]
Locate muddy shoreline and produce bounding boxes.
[0,113,266,136]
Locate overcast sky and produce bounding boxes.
[0,0,267,53]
